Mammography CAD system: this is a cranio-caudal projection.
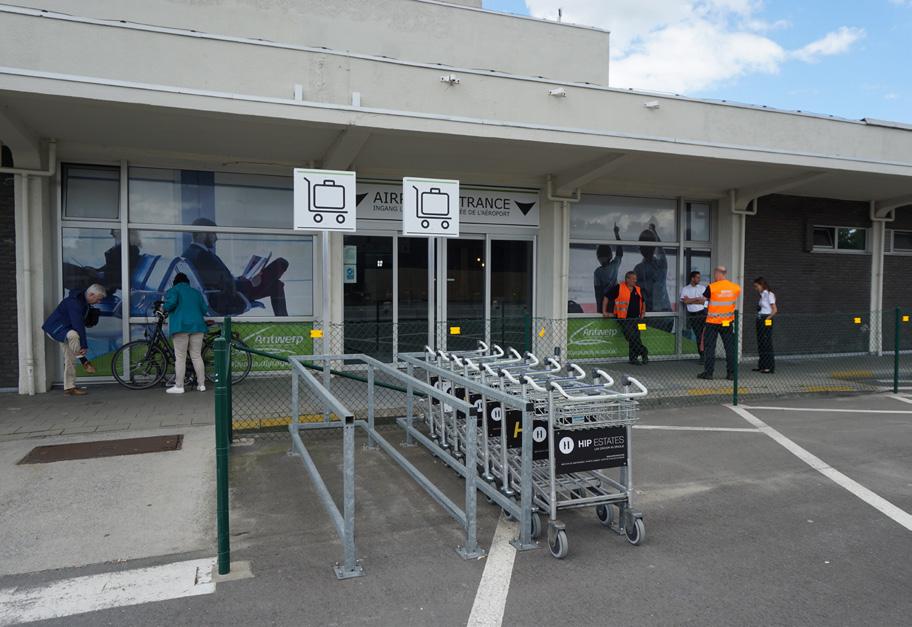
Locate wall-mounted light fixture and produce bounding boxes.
[440,74,461,85]
[644,100,661,110]
[548,87,567,98]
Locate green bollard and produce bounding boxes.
[214,336,230,575]
[224,316,233,444]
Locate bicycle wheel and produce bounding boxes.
[202,339,253,385]
[111,340,168,389]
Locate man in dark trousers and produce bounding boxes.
[698,266,741,380]
[182,218,289,316]
[603,271,649,365]
[42,284,107,395]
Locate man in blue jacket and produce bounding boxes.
[42,284,107,395]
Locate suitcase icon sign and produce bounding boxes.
[413,186,451,230]
[304,178,348,224]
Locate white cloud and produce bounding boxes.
[791,27,866,63]
[523,1,864,93]
[889,1,912,7]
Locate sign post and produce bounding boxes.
[294,168,357,398]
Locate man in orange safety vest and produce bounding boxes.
[603,271,649,365]
[697,266,741,380]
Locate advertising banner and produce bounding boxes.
[567,317,697,360]
[555,425,628,474]
[231,321,314,371]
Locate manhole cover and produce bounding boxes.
[18,434,183,464]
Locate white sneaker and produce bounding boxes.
[197,385,206,392]
[166,386,185,394]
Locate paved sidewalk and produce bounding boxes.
[0,384,213,441]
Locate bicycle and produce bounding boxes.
[111,302,253,390]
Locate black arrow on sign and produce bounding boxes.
[516,201,536,216]
[356,193,369,206]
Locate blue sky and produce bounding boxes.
[482,0,912,123]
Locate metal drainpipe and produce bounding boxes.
[729,191,757,364]
[4,141,58,395]
[869,200,895,355]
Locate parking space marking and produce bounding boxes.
[634,425,761,433]
[889,394,912,405]
[467,518,516,627]
[741,405,912,414]
[728,405,912,532]
[0,558,216,626]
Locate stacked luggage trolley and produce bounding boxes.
[399,342,648,559]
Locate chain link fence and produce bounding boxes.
[226,309,912,438]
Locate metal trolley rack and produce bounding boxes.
[405,343,649,559]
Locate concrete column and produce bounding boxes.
[533,193,567,356]
[869,216,886,354]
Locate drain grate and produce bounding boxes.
[18,434,183,464]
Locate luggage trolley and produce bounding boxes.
[520,372,648,558]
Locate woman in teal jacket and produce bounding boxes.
[162,273,209,393]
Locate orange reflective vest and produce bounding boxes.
[613,283,645,319]
[705,279,741,325]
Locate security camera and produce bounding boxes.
[440,74,460,85]
[548,87,567,97]
[644,100,661,109]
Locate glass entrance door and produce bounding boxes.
[490,239,533,352]
[343,235,393,360]
[445,238,486,351]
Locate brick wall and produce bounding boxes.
[882,206,912,350]
[0,165,19,388]
[743,194,874,355]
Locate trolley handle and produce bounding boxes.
[550,379,624,400]
[452,355,465,368]
[567,363,586,379]
[621,375,649,397]
[424,345,436,359]
[508,347,523,360]
[491,344,505,357]
[545,358,562,373]
[464,357,481,372]
[483,363,499,377]
[522,375,547,392]
[500,368,521,385]
[436,349,451,362]
[594,369,615,386]
[477,340,489,352]
[523,352,540,366]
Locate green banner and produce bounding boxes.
[567,317,696,360]
[232,322,314,370]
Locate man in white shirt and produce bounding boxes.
[680,270,707,362]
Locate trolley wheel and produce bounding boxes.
[596,504,614,528]
[625,518,645,546]
[421,219,430,229]
[442,220,450,229]
[314,213,323,223]
[549,529,569,559]
[531,512,542,540]
[501,508,515,522]
[336,214,345,224]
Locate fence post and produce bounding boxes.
[732,311,740,406]
[224,316,233,443]
[213,336,231,575]
[895,307,901,395]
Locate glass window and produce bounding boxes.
[129,167,293,228]
[128,229,313,318]
[60,227,126,377]
[570,195,677,242]
[63,165,120,220]
[893,230,912,252]
[813,227,835,249]
[685,202,710,241]
[398,237,429,354]
[342,236,393,360]
[837,227,866,251]
[569,244,678,314]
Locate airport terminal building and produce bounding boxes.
[1,0,910,393]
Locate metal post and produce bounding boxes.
[224,316,233,443]
[732,311,740,406]
[291,368,299,427]
[457,405,484,559]
[334,415,363,579]
[511,401,536,550]
[895,306,901,395]
[404,362,415,447]
[322,230,331,422]
[366,364,377,449]
[213,337,230,575]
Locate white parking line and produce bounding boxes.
[634,425,761,433]
[0,558,216,626]
[741,405,912,414]
[889,394,912,405]
[467,518,517,627]
[728,405,912,532]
